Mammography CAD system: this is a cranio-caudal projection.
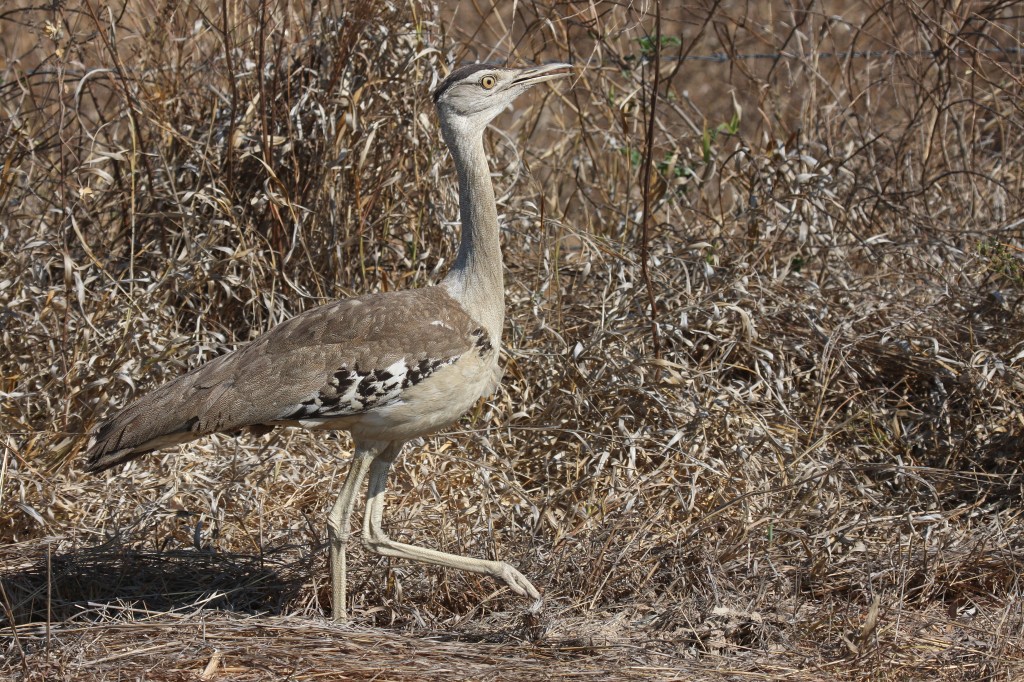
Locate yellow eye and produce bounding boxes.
[481,75,497,90]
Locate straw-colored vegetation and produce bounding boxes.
[2,0,1023,679]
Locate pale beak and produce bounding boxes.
[509,63,574,88]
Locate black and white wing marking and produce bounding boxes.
[280,356,458,421]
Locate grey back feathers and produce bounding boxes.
[85,287,486,473]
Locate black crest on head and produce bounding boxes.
[432,63,501,103]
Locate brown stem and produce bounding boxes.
[639,1,663,360]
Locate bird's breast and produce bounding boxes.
[337,345,501,443]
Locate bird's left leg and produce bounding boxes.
[326,440,384,621]
[361,443,541,602]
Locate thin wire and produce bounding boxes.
[6,44,1021,93]
[637,45,1024,64]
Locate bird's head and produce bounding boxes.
[432,62,572,138]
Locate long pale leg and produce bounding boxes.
[361,445,541,601]
[326,441,383,621]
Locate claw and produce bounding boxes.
[496,561,541,601]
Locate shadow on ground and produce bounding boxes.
[0,539,314,625]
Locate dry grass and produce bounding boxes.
[2,0,1024,679]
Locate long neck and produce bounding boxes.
[440,125,505,341]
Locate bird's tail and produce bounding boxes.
[82,370,214,473]
[84,421,195,473]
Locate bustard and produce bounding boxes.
[84,62,572,620]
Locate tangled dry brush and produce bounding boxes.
[2,0,1023,679]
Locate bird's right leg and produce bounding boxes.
[362,444,541,604]
[326,441,384,621]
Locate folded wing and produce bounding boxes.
[84,287,480,472]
